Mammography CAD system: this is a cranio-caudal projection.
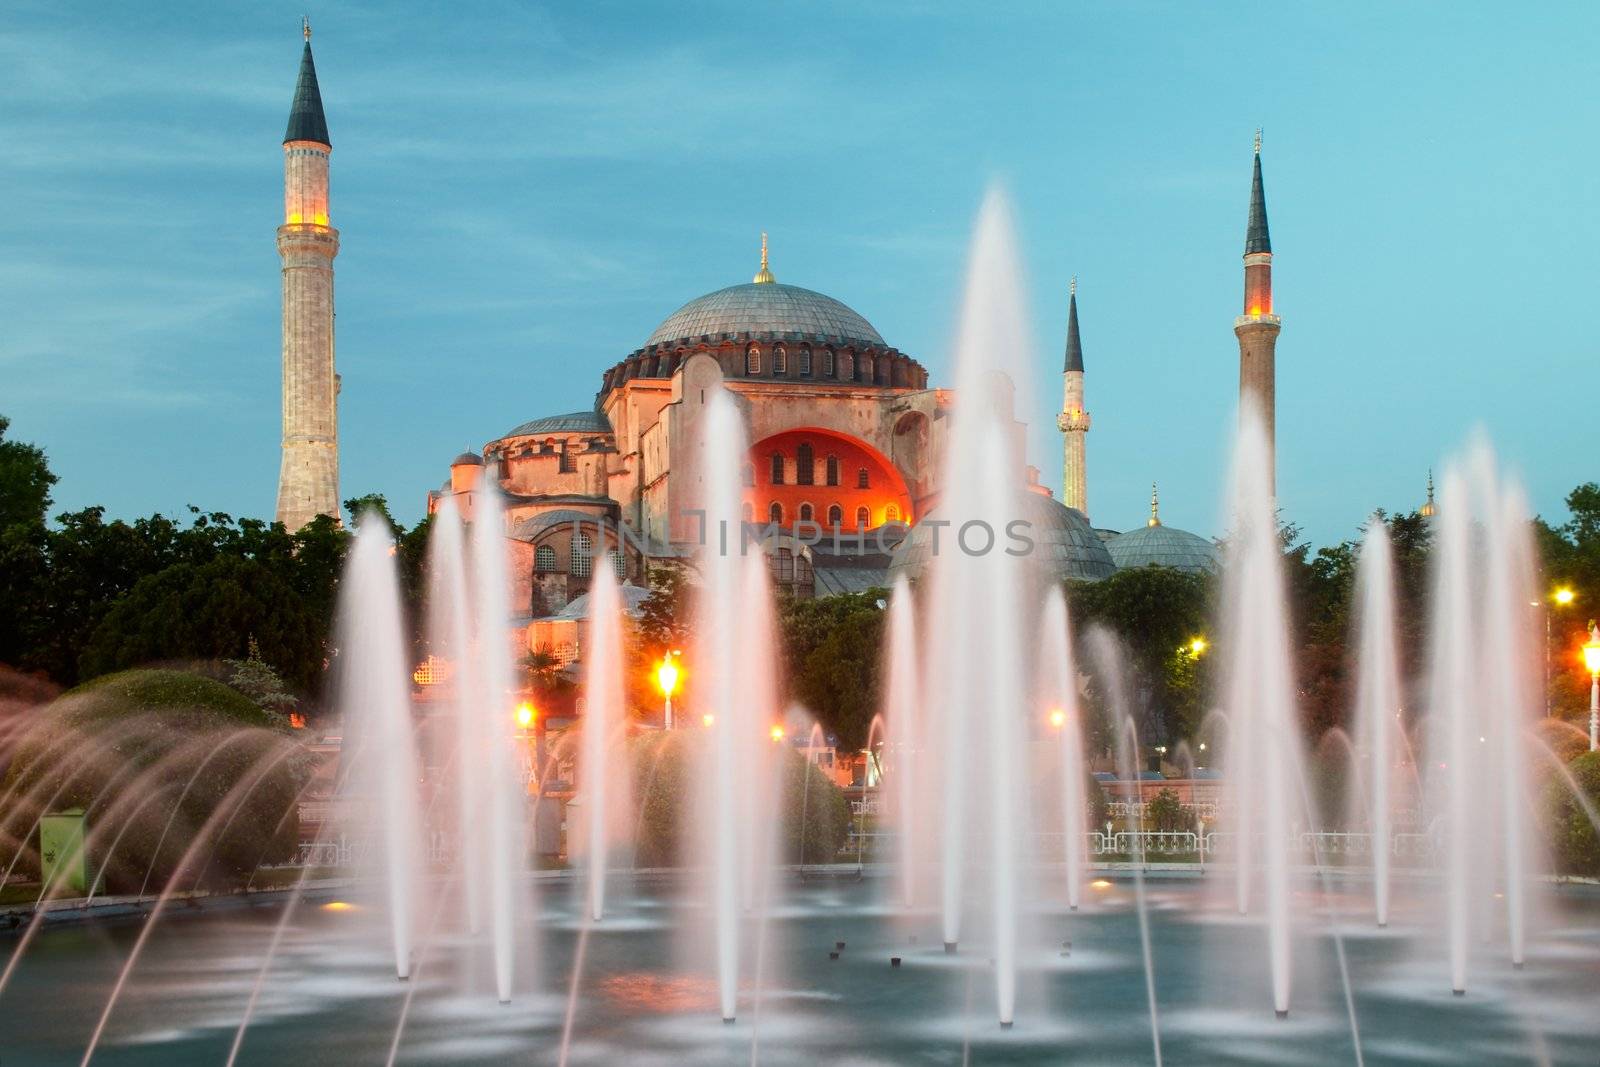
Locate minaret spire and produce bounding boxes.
[1148,483,1162,527]
[1057,278,1090,516]
[753,232,775,284]
[1420,470,1437,519]
[1235,129,1282,493]
[275,24,341,529]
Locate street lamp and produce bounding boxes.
[1583,621,1600,752]
[769,724,786,743]
[1188,637,1208,657]
[1048,707,1066,730]
[656,652,681,730]
[1545,587,1577,717]
[515,702,536,731]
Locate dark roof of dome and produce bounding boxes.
[888,492,1116,585]
[500,410,613,438]
[646,282,884,348]
[1107,524,1219,574]
[451,451,483,466]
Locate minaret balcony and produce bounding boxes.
[1056,410,1091,432]
[1234,313,1281,328]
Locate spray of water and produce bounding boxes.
[1353,521,1402,928]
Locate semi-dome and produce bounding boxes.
[450,451,483,466]
[1107,524,1219,574]
[500,410,613,439]
[646,282,884,348]
[887,492,1116,586]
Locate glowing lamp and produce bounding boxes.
[515,703,536,730]
[1090,879,1113,890]
[770,725,785,743]
[1584,637,1600,677]
[1189,637,1207,656]
[1048,708,1066,730]
[656,657,680,698]
[1555,587,1576,606]
[702,714,715,728]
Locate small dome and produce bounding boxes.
[501,410,613,439]
[451,451,483,466]
[1107,524,1219,574]
[888,493,1116,586]
[646,282,884,348]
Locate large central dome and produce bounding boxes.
[646,282,885,348]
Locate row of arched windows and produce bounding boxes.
[769,447,869,489]
[739,342,902,383]
[533,534,626,580]
[751,502,900,528]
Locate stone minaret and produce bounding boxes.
[1056,277,1090,516]
[1235,130,1281,491]
[275,20,340,530]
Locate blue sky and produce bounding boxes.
[4,1,1595,547]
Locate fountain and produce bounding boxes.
[3,194,1600,1067]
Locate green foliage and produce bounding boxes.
[0,415,57,531]
[78,556,323,693]
[3,669,303,893]
[1145,787,1193,832]
[1542,751,1600,877]
[779,589,887,751]
[1069,566,1210,745]
[636,564,693,658]
[221,637,299,721]
[628,730,850,868]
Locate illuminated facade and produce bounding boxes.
[429,245,951,636]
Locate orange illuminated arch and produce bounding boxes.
[748,428,912,529]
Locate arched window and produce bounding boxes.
[608,549,626,581]
[799,502,814,523]
[768,501,783,526]
[828,504,844,529]
[840,349,855,381]
[770,452,785,485]
[773,345,787,376]
[796,443,814,485]
[795,553,813,584]
[798,345,813,377]
[570,531,592,577]
[885,503,901,522]
[825,455,840,486]
[743,464,755,488]
[857,467,870,489]
[745,344,761,375]
[855,506,871,530]
[823,347,836,378]
[741,501,753,522]
[773,548,795,583]
[535,545,557,572]
[860,352,874,382]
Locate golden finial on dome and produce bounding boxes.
[303,15,311,40]
[1148,483,1162,527]
[753,232,775,284]
[1420,469,1437,518]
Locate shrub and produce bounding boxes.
[1543,750,1600,877]
[630,731,851,868]
[1146,787,1194,833]
[3,669,304,894]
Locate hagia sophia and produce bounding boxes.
[273,31,1239,664]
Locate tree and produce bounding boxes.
[1069,566,1211,745]
[78,556,323,693]
[0,415,57,531]
[778,589,887,750]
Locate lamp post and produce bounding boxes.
[1545,587,1576,718]
[1583,621,1600,752]
[656,651,680,730]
